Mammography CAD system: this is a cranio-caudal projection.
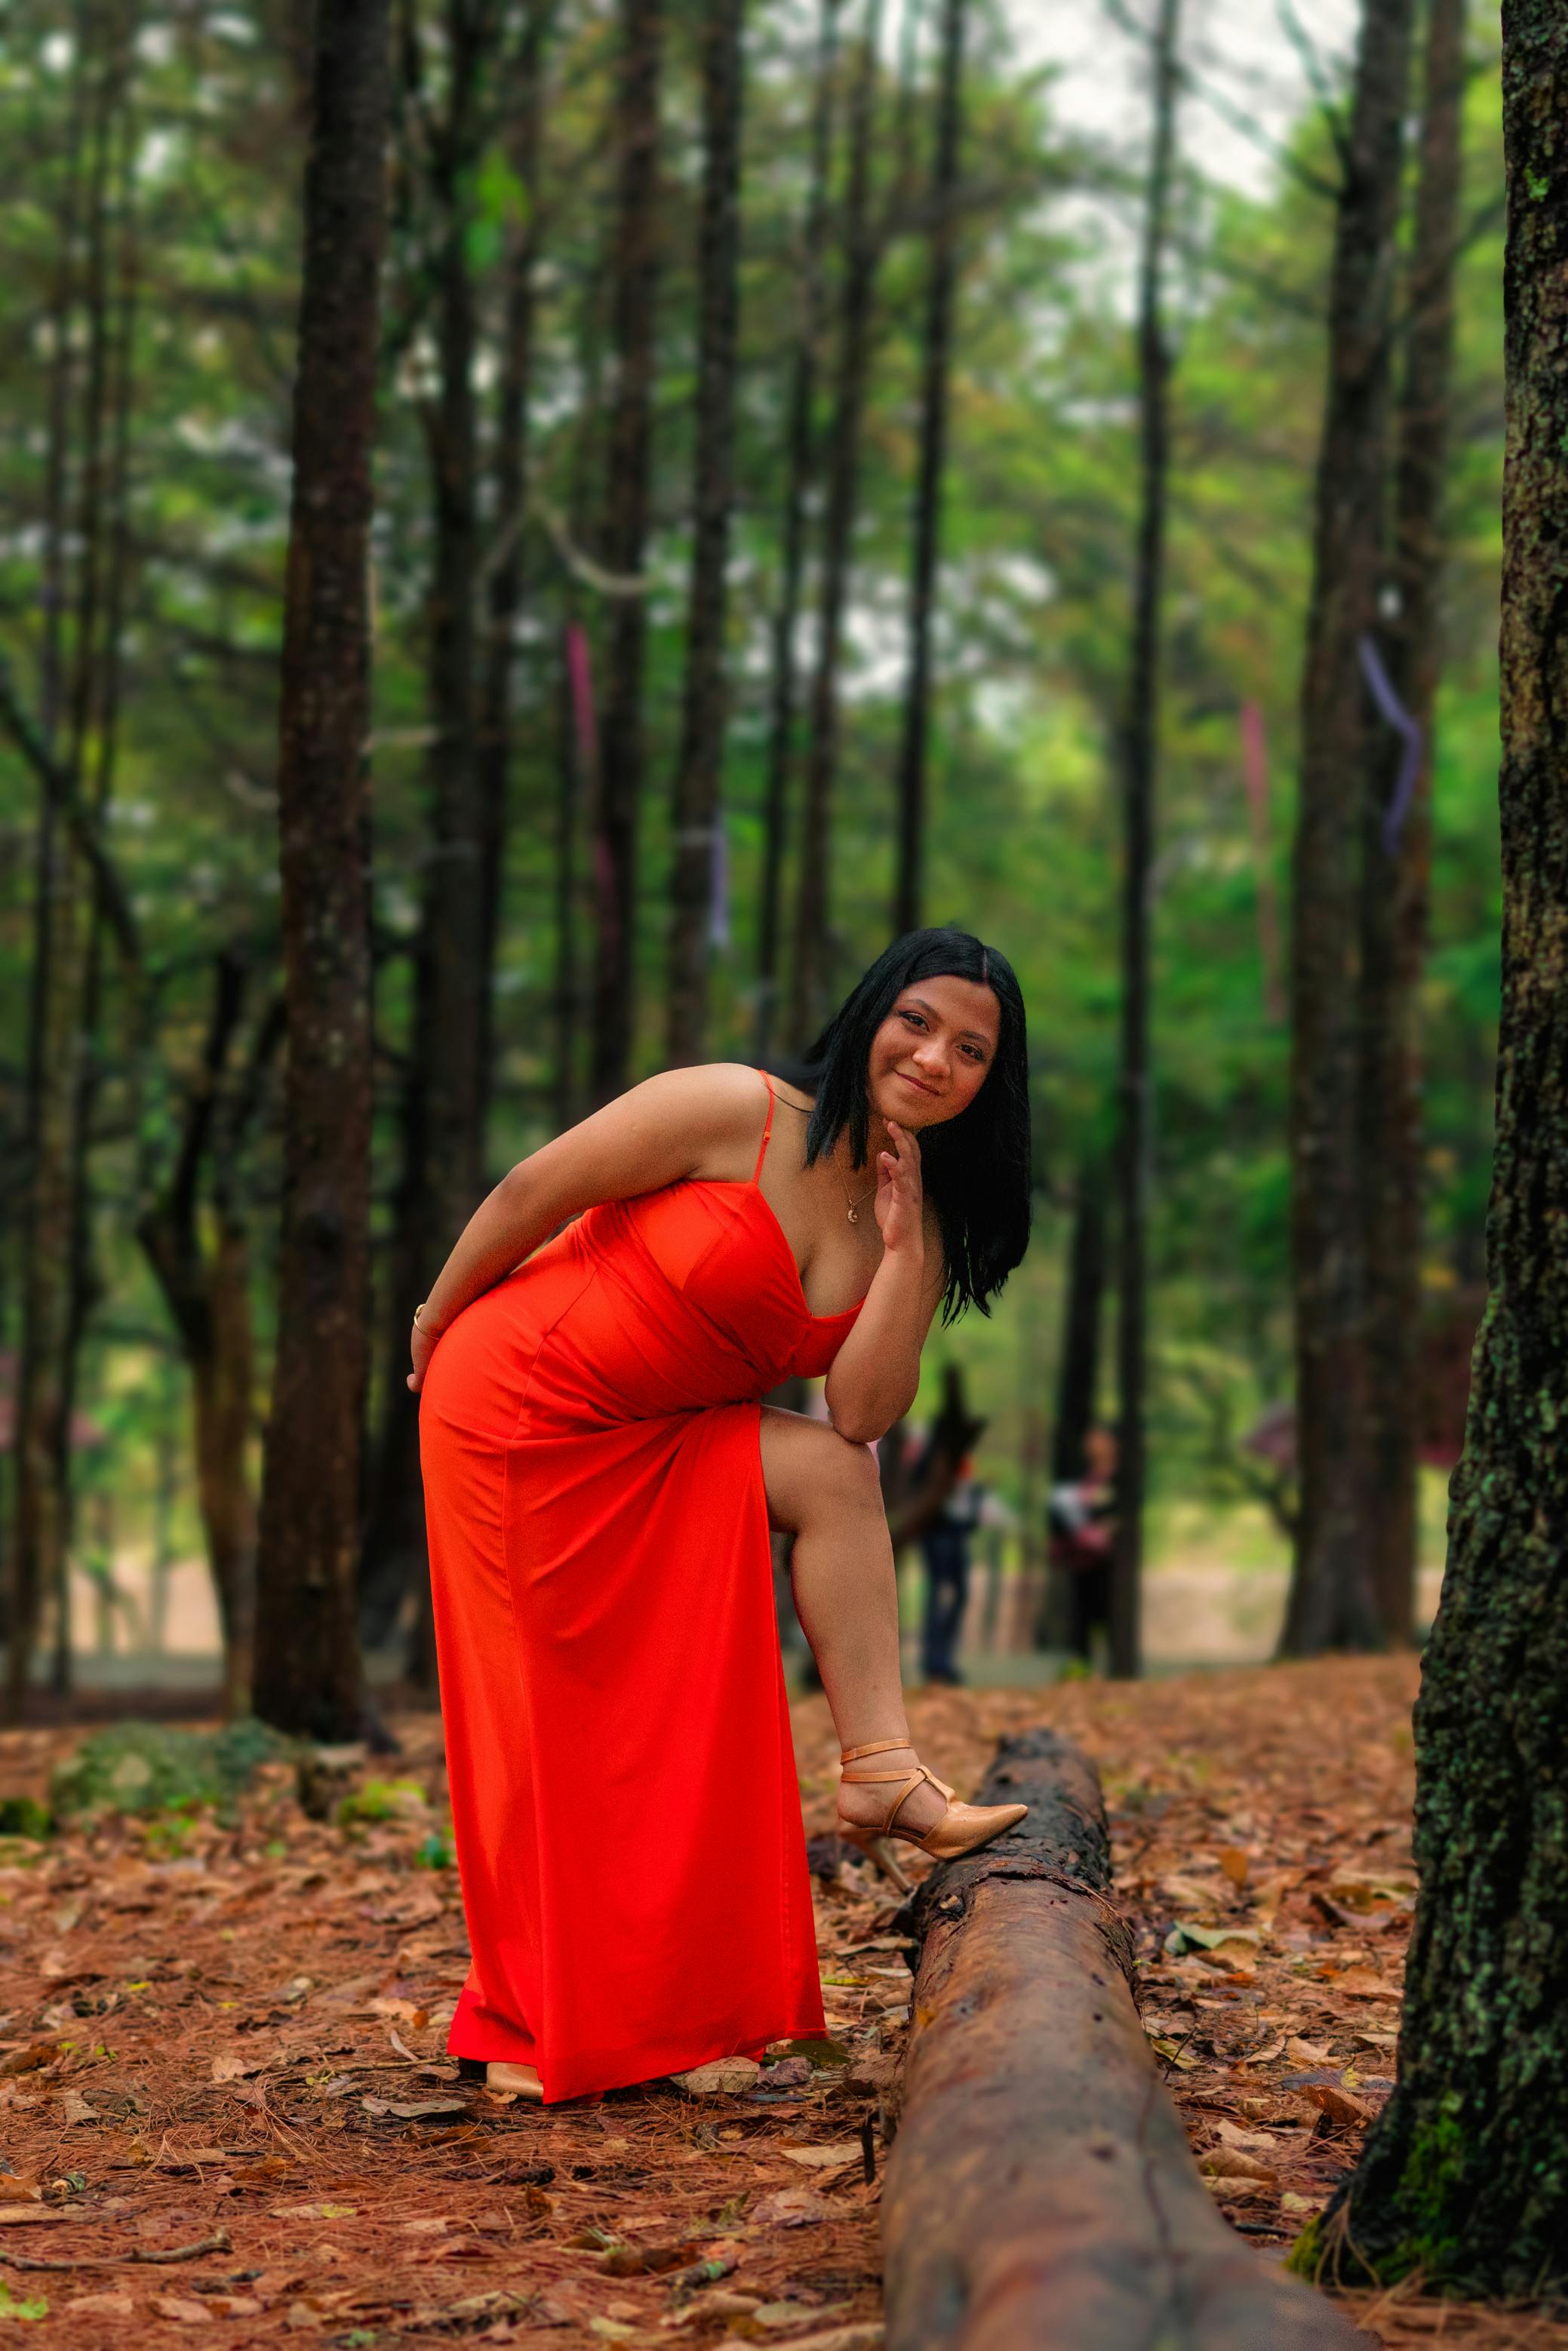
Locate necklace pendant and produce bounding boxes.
[847,1206,859,1224]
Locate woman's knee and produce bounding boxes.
[761,1409,883,1533]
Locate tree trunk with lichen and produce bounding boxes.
[1322,2,1568,2296]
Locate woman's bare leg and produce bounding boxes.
[758,1406,945,1835]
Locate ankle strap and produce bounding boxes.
[839,1738,912,1764]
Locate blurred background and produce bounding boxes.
[0,0,1499,1708]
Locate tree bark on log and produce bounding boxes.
[883,1729,1367,2349]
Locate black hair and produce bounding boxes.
[771,927,1031,1326]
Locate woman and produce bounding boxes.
[410,928,1032,2104]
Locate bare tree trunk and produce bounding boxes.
[787,0,883,1049]
[137,958,277,1720]
[1109,0,1181,1683]
[1327,5,1568,2286]
[7,14,118,1721]
[890,0,966,938]
[478,1,547,1104]
[589,0,663,1104]
[754,0,840,1059]
[1281,0,1415,1658]
[666,0,746,1066]
[252,0,389,1741]
[1357,0,1465,1647]
[362,0,500,1678]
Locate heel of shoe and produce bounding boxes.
[839,1826,913,1894]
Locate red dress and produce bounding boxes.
[420,1070,860,2102]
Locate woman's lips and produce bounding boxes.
[896,1071,940,1096]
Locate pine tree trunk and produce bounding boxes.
[589,0,663,1104]
[1324,5,1568,2290]
[1110,0,1181,1684]
[754,0,839,1059]
[137,955,266,1721]
[1281,0,1415,1658]
[666,0,745,1065]
[1357,0,1464,1646]
[890,0,965,939]
[361,0,497,1674]
[251,0,389,1741]
[788,0,882,1049]
[1035,1163,1108,1649]
[478,2,547,1102]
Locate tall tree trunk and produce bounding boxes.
[1325,7,1568,2288]
[890,0,966,939]
[252,0,389,1741]
[1109,0,1181,1684]
[788,0,882,1049]
[6,15,115,1720]
[137,957,271,1720]
[361,0,497,1675]
[666,0,746,1066]
[62,30,140,1697]
[478,0,547,1105]
[1053,1164,1109,1489]
[1357,0,1465,1647]
[589,0,663,1104]
[754,0,840,1059]
[1035,1162,1108,1649]
[1281,0,1415,1658]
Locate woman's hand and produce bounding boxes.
[407,1315,444,1394]
[873,1119,924,1259]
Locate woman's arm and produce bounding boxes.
[406,1064,760,1391]
[821,1120,946,1444]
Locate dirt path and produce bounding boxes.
[0,1662,1562,2348]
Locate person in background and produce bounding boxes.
[921,1452,984,1686]
[1048,1423,1118,1667]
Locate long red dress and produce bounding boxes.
[420,1071,859,2102]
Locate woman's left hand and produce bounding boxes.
[874,1120,924,1259]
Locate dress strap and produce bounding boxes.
[750,1069,776,1185]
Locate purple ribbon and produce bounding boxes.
[1357,631,1423,856]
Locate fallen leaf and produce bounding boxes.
[598,2239,699,2276]
[152,2297,216,2323]
[749,2190,831,2227]
[1301,2080,1373,2129]
[59,2091,97,2125]
[767,2328,884,2351]
[779,2144,862,2171]
[0,2206,70,2226]
[1322,1966,1388,1998]
[1281,2190,1326,2215]
[211,2051,262,2083]
[361,2096,470,2120]
[64,2292,134,2316]
[1201,2148,1278,2190]
[271,2202,359,2220]
[0,2043,61,2081]
[0,2179,39,2202]
[669,2058,760,2096]
[398,2217,450,2234]
[1218,1847,1250,1890]
[1146,2037,1199,2071]
[1285,2037,1331,2066]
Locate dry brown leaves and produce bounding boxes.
[0,1661,1563,2350]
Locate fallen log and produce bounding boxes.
[881,1729,1369,2349]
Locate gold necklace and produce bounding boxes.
[835,1158,879,1225]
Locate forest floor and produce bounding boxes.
[2,1658,1564,2350]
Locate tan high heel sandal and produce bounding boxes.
[835,1738,1028,1893]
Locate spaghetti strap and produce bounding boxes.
[751,1068,776,1185]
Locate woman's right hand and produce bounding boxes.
[408,1315,444,1394]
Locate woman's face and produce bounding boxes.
[867,975,1001,1132]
